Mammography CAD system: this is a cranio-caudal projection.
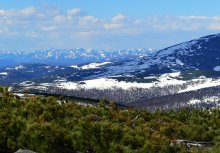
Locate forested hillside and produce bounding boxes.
[0,87,220,153]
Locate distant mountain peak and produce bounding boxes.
[0,48,154,68]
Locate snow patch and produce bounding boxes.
[81,62,112,70]
[175,59,184,66]
[56,78,155,90]
[55,72,185,90]
[188,99,201,105]
[213,66,220,71]
[179,78,220,93]
[187,96,220,105]
[0,72,8,75]
[54,72,220,97]
[15,65,25,70]
[70,65,80,69]
[19,81,35,86]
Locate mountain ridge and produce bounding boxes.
[2,33,220,109]
[0,48,154,68]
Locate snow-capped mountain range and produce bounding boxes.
[0,48,154,68]
[1,33,220,110]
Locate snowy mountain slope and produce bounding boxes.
[88,34,220,78]
[61,33,220,79]
[2,33,220,109]
[2,34,220,84]
[133,34,220,75]
[3,33,220,82]
[11,71,220,109]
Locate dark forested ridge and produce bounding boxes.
[0,87,220,153]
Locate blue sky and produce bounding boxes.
[0,0,220,51]
[2,0,220,17]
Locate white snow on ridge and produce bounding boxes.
[56,78,153,90]
[15,65,25,70]
[187,96,220,105]
[70,62,112,70]
[0,72,8,75]
[55,78,157,90]
[179,78,220,93]
[54,72,220,96]
[160,72,181,78]
[56,72,185,90]
[13,93,35,97]
[70,65,80,69]
[81,62,112,70]
[19,81,35,86]
[188,99,201,105]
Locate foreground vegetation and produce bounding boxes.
[0,87,220,153]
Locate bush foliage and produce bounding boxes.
[0,87,220,153]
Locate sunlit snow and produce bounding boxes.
[0,72,8,75]
[15,65,25,70]
[55,72,185,90]
[81,62,112,70]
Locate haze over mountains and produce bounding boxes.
[0,48,154,68]
[1,34,220,110]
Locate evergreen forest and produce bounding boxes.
[0,87,220,153]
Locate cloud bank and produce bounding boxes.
[0,6,220,50]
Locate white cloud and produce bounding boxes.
[104,23,123,29]
[41,26,57,31]
[178,16,208,20]
[146,16,218,31]
[67,8,81,16]
[208,24,220,30]
[0,27,9,33]
[1,6,219,36]
[53,15,66,24]
[104,14,127,30]
[79,16,98,26]
[20,7,36,16]
[66,8,84,21]
[0,6,220,50]
[213,16,220,21]
[112,14,126,23]
[26,32,39,38]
